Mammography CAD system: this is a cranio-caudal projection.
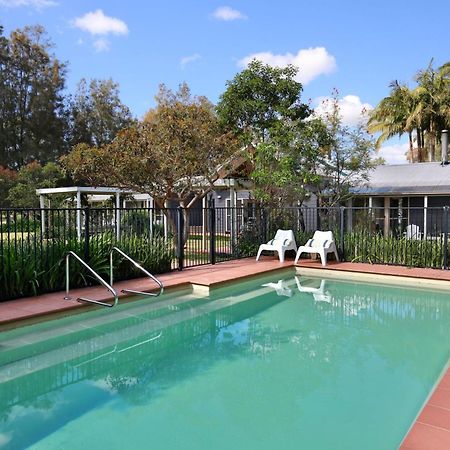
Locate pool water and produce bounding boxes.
[0,270,449,449]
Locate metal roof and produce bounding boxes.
[36,186,134,195]
[355,163,450,196]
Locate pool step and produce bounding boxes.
[0,279,297,383]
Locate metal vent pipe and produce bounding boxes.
[442,130,448,165]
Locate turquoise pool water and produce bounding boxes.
[0,270,449,449]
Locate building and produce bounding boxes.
[352,162,450,237]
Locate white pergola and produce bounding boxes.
[36,186,154,239]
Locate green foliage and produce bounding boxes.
[68,78,134,148]
[368,61,450,162]
[217,60,325,207]
[0,25,68,168]
[62,83,239,249]
[344,232,445,268]
[1,213,40,232]
[316,90,378,206]
[6,161,65,207]
[64,83,238,208]
[217,60,309,143]
[0,25,133,171]
[234,221,264,257]
[121,210,164,236]
[0,233,174,301]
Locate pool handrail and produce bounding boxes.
[109,246,164,297]
[64,251,119,307]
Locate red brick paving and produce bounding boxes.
[1,255,449,448]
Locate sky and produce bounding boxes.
[1,0,449,164]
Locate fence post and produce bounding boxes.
[209,200,216,265]
[84,207,90,264]
[261,206,267,242]
[444,206,449,269]
[177,206,184,271]
[339,206,345,260]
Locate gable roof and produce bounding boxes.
[355,162,450,196]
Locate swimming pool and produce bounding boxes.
[0,270,449,449]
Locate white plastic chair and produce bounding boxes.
[256,229,297,263]
[405,224,421,240]
[294,230,339,266]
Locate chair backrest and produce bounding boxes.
[311,230,335,246]
[273,229,295,243]
[406,224,420,239]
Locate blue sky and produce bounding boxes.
[1,0,449,164]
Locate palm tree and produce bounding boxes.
[368,81,423,161]
[409,61,450,161]
[369,61,450,163]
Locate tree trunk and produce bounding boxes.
[161,205,191,255]
[408,131,414,162]
[181,207,190,248]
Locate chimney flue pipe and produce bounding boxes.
[442,130,449,165]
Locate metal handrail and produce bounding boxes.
[64,251,119,308]
[109,246,164,297]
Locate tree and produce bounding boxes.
[0,166,17,207]
[0,26,68,169]
[368,61,450,162]
[62,83,238,243]
[316,90,378,207]
[217,60,309,143]
[367,81,423,161]
[250,118,329,206]
[217,60,321,207]
[68,78,134,148]
[410,61,450,161]
[7,161,65,207]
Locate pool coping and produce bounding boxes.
[1,257,449,448]
[0,258,294,327]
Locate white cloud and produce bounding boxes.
[0,0,56,7]
[377,142,409,165]
[180,53,201,69]
[212,6,246,21]
[238,47,336,85]
[93,38,110,52]
[314,94,373,126]
[73,9,128,36]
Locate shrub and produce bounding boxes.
[121,210,165,237]
[344,232,446,268]
[0,233,174,301]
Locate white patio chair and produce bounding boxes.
[294,230,339,266]
[256,229,297,263]
[405,224,422,240]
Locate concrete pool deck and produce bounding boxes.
[0,256,449,448]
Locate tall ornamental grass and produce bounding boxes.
[0,233,174,301]
[344,232,446,268]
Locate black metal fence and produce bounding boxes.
[1,204,450,301]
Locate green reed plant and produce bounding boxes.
[344,232,445,268]
[0,232,174,301]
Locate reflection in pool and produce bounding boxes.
[0,272,449,449]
